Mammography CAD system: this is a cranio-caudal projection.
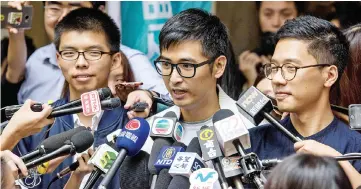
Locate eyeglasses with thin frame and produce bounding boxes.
[263,63,332,81]
[153,57,216,78]
[58,50,116,61]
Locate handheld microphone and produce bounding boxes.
[52,87,112,111]
[237,86,301,143]
[98,117,150,189]
[154,142,186,189]
[150,111,184,142]
[83,142,119,189]
[20,127,88,162]
[197,126,229,189]
[213,109,265,189]
[213,109,251,157]
[149,111,184,189]
[49,97,121,118]
[220,156,245,189]
[168,138,206,189]
[23,130,94,171]
[189,168,219,189]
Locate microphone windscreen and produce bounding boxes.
[148,138,173,174]
[163,111,177,118]
[70,130,94,152]
[98,87,112,99]
[120,151,150,189]
[167,175,190,189]
[212,109,234,123]
[40,126,87,152]
[116,118,150,156]
[154,169,172,189]
[101,97,121,109]
[186,137,202,156]
[172,141,187,149]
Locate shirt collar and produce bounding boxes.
[43,43,58,67]
[72,110,104,131]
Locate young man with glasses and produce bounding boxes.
[12,8,129,189]
[6,1,167,105]
[248,16,361,188]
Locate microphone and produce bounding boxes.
[220,156,245,189]
[98,117,150,189]
[23,130,94,170]
[168,138,206,189]
[52,87,112,111]
[197,126,229,189]
[150,111,184,142]
[213,109,266,188]
[154,142,186,189]
[149,111,184,189]
[49,97,121,118]
[213,109,251,157]
[189,168,219,189]
[82,142,119,189]
[237,86,301,143]
[119,151,151,189]
[20,127,88,162]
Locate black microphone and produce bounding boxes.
[119,151,151,189]
[49,97,121,118]
[148,111,184,189]
[237,86,301,143]
[20,127,88,162]
[52,87,112,111]
[23,130,94,171]
[197,126,229,189]
[154,141,186,189]
[168,138,206,189]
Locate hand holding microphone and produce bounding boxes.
[0,150,28,189]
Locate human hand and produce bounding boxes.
[7,1,30,34]
[294,140,342,157]
[72,149,95,178]
[238,51,262,86]
[124,90,152,119]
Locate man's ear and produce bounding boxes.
[98,5,106,12]
[213,55,227,79]
[324,65,338,88]
[111,52,122,71]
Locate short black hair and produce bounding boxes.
[255,1,305,15]
[54,8,120,52]
[159,8,229,59]
[275,15,349,84]
[265,153,352,189]
[42,1,105,9]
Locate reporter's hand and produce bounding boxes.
[0,150,28,189]
[294,140,342,157]
[115,83,139,102]
[7,1,29,34]
[4,99,54,138]
[72,149,95,178]
[124,90,153,119]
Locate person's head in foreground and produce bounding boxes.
[155,8,228,117]
[264,15,349,113]
[265,153,352,189]
[54,8,122,99]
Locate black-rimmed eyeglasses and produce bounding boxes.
[154,58,216,78]
[264,63,332,81]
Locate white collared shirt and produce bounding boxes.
[72,111,103,189]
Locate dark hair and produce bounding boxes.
[331,24,361,107]
[218,41,246,100]
[255,1,305,15]
[333,2,361,29]
[159,8,229,60]
[54,8,120,52]
[265,153,352,189]
[275,15,349,85]
[1,36,36,63]
[42,1,105,10]
[120,51,135,83]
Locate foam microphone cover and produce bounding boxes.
[98,87,112,99]
[154,169,172,189]
[163,111,177,118]
[148,138,173,174]
[40,126,88,152]
[70,130,94,153]
[212,109,234,123]
[167,175,190,189]
[116,117,150,156]
[120,151,150,189]
[186,137,202,156]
